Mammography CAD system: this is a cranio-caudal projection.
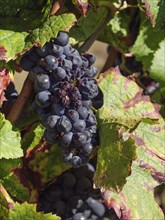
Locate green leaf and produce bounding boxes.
[0,159,30,202]
[132,118,165,183]
[150,40,165,83]
[25,13,76,48]
[0,191,9,220]
[9,202,60,220]
[0,114,23,159]
[131,18,165,83]
[28,143,70,186]
[103,162,164,220]
[143,0,165,27]
[94,68,161,192]
[98,10,130,52]
[0,12,76,61]
[69,7,109,43]
[21,123,45,153]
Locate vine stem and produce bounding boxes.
[7,76,34,124]
[101,46,118,73]
[78,7,116,53]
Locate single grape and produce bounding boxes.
[52,103,65,116]
[20,55,35,71]
[40,55,58,71]
[35,90,51,107]
[44,129,58,144]
[84,66,97,78]
[53,67,66,81]
[78,107,88,119]
[75,177,92,193]
[73,212,87,220]
[81,143,93,155]
[35,74,50,91]
[73,120,86,132]
[61,173,76,189]
[52,44,64,56]
[63,44,72,56]
[61,132,73,147]
[68,55,83,67]
[29,66,46,81]
[57,115,72,133]
[71,156,82,168]
[86,112,96,126]
[62,59,72,71]
[45,115,60,130]
[82,100,92,109]
[36,43,50,57]
[63,151,73,164]
[28,47,41,62]
[73,132,87,146]
[52,200,66,216]
[79,78,98,100]
[83,54,96,66]
[54,31,69,46]
[81,57,89,69]
[86,197,105,217]
[67,109,79,122]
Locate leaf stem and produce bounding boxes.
[7,75,34,125]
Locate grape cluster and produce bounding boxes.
[20,31,99,168]
[37,163,119,220]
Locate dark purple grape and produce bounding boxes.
[44,129,58,144]
[44,185,62,202]
[45,115,60,130]
[29,66,46,81]
[61,132,73,147]
[86,197,105,217]
[63,44,72,56]
[52,200,66,216]
[72,165,88,178]
[83,53,96,65]
[62,59,72,71]
[52,44,64,56]
[63,151,73,164]
[67,109,79,122]
[81,143,93,155]
[40,55,58,71]
[53,67,66,80]
[20,55,35,71]
[81,57,89,69]
[78,107,88,119]
[73,132,87,146]
[28,47,41,62]
[82,100,92,109]
[35,90,51,107]
[76,177,92,193]
[54,31,69,46]
[73,213,87,220]
[61,173,76,189]
[57,116,72,133]
[84,66,97,78]
[86,112,96,126]
[71,156,82,168]
[86,125,97,134]
[68,55,82,67]
[79,78,98,100]
[73,120,86,132]
[35,74,50,91]
[83,210,91,218]
[36,43,51,57]
[52,103,65,116]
